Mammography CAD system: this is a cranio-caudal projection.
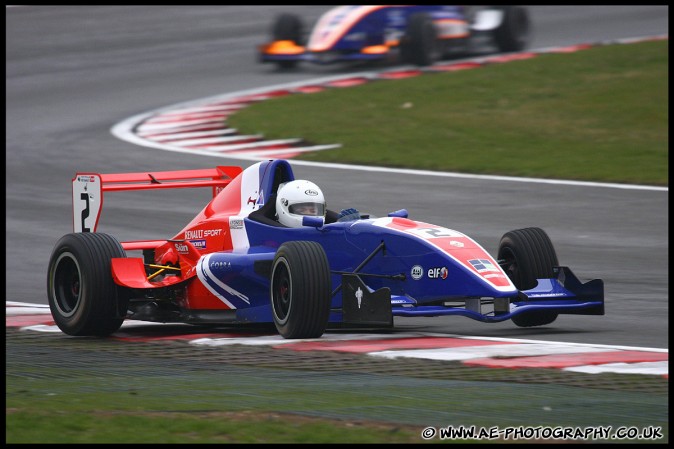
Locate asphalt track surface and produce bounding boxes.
[6,6,669,350]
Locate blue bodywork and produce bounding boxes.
[193,160,604,327]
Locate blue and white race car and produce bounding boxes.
[47,159,603,339]
[258,5,531,68]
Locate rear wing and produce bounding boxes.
[72,166,243,233]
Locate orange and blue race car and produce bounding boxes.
[47,159,603,339]
[258,5,531,68]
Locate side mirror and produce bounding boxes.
[387,209,408,218]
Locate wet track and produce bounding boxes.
[6,6,669,349]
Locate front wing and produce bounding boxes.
[259,41,392,65]
[339,266,604,325]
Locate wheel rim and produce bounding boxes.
[51,252,81,318]
[271,258,292,325]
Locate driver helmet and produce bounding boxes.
[275,180,326,227]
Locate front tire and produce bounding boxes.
[47,232,128,336]
[270,241,331,339]
[498,227,558,327]
[272,13,304,43]
[271,13,304,69]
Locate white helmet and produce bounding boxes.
[276,180,326,227]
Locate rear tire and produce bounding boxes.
[493,6,531,53]
[270,241,331,339]
[498,227,558,327]
[47,233,128,336]
[400,13,439,66]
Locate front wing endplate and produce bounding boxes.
[341,274,393,326]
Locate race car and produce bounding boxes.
[47,159,604,339]
[258,5,531,68]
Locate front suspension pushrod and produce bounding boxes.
[331,241,386,297]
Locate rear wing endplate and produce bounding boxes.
[72,166,242,232]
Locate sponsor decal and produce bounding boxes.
[174,242,189,254]
[246,190,264,207]
[190,239,207,249]
[305,189,318,196]
[449,240,464,248]
[411,265,423,280]
[428,267,449,280]
[230,219,244,230]
[343,31,365,42]
[185,230,202,239]
[77,175,96,183]
[469,259,499,273]
[386,9,405,27]
[210,261,231,270]
[484,273,505,279]
[184,229,223,239]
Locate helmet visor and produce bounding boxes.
[289,202,325,216]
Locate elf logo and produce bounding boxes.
[428,267,448,280]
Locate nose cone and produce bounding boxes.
[307,6,378,51]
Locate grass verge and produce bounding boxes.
[6,330,669,443]
[228,40,668,186]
